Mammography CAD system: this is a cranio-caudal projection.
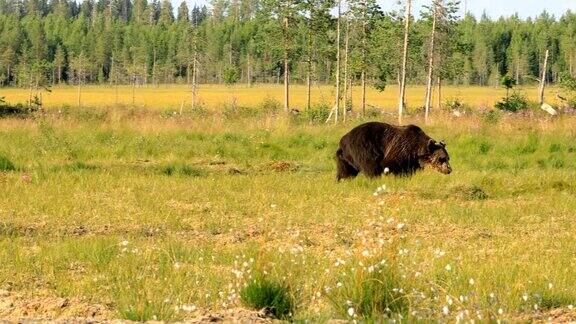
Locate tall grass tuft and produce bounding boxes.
[329,263,408,320]
[240,275,294,319]
[0,154,16,171]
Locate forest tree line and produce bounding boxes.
[0,0,575,92]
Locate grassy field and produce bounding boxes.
[1,88,576,322]
[0,83,563,111]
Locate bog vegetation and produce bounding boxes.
[2,0,576,321]
[0,97,576,321]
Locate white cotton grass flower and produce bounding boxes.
[469,278,475,285]
[522,293,529,302]
[120,240,129,246]
[568,305,574,310]
[180,304,196,312]
[498,308,504,315]
[442,305,450,315]
[445,264,452,271]
[373,184,387,196]
[384,167,390,174]
[347,307,355,317]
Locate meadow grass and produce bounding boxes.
[0,83,563,112]
[0,98,575,321]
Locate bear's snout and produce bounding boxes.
[441,163,452,174]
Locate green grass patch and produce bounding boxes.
[0,154,16,171]
[240,275,294,319]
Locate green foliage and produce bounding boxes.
[240,276,294,319]
[500,75,515,90]
[0,2,574,89]
[373,66,390,92]
[0,100,34,118]
[258,96,282,115]
[160,163,205,177]
[0,154,16,172]
[560,72,576,91]
[495,92,529,112]
[444,97,472,113]
[304,103,330,123]
[482,110,501,124]
[558,73,576,108]
[223,66,240,85]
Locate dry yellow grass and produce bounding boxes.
[0,83,562,110]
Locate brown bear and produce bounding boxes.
[336,122,452,180]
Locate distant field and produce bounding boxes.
[1,106,576,321]
[0,83,563,111]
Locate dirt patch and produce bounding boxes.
[0,289,113,321]
[513,308,576,323]
[0,289,272,323]
[0,289,273,323]
[258,161,299,172]
[184,307,273,323]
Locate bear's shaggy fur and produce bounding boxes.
[336,122,452,180]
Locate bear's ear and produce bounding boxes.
[427,139,437,152]
[439,140,446,148]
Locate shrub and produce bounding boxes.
[240,276,294,319]
[0,154,16,172]
[494,92,529,112]
[258,96,282,115]
[0,101,30,118]
[482,110,501,125]
[305,103,330,123]
[444,97,472,114]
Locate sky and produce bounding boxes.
[179,0,576,20]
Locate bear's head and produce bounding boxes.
[420,139,452,174]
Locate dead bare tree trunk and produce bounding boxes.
[132,75,136,106]
[283,17,290,112]
[152,49,157,87]
[398,0,411,125]
[77,77,82,108]
[326,0,341,124]
[306,60,311,111]
[343,12,350,122]
[515,61,520,85]
[307,18,312,112]
[569,54,573,77]
[115,73,119,105]
[361,0,367,116]
[437,76,442,110]
[424,1,437,124]
[247,51,252,87]
[539,49,549,105]
[77,56,82,109]
[334,0,342,123]
[191,51,197,110]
